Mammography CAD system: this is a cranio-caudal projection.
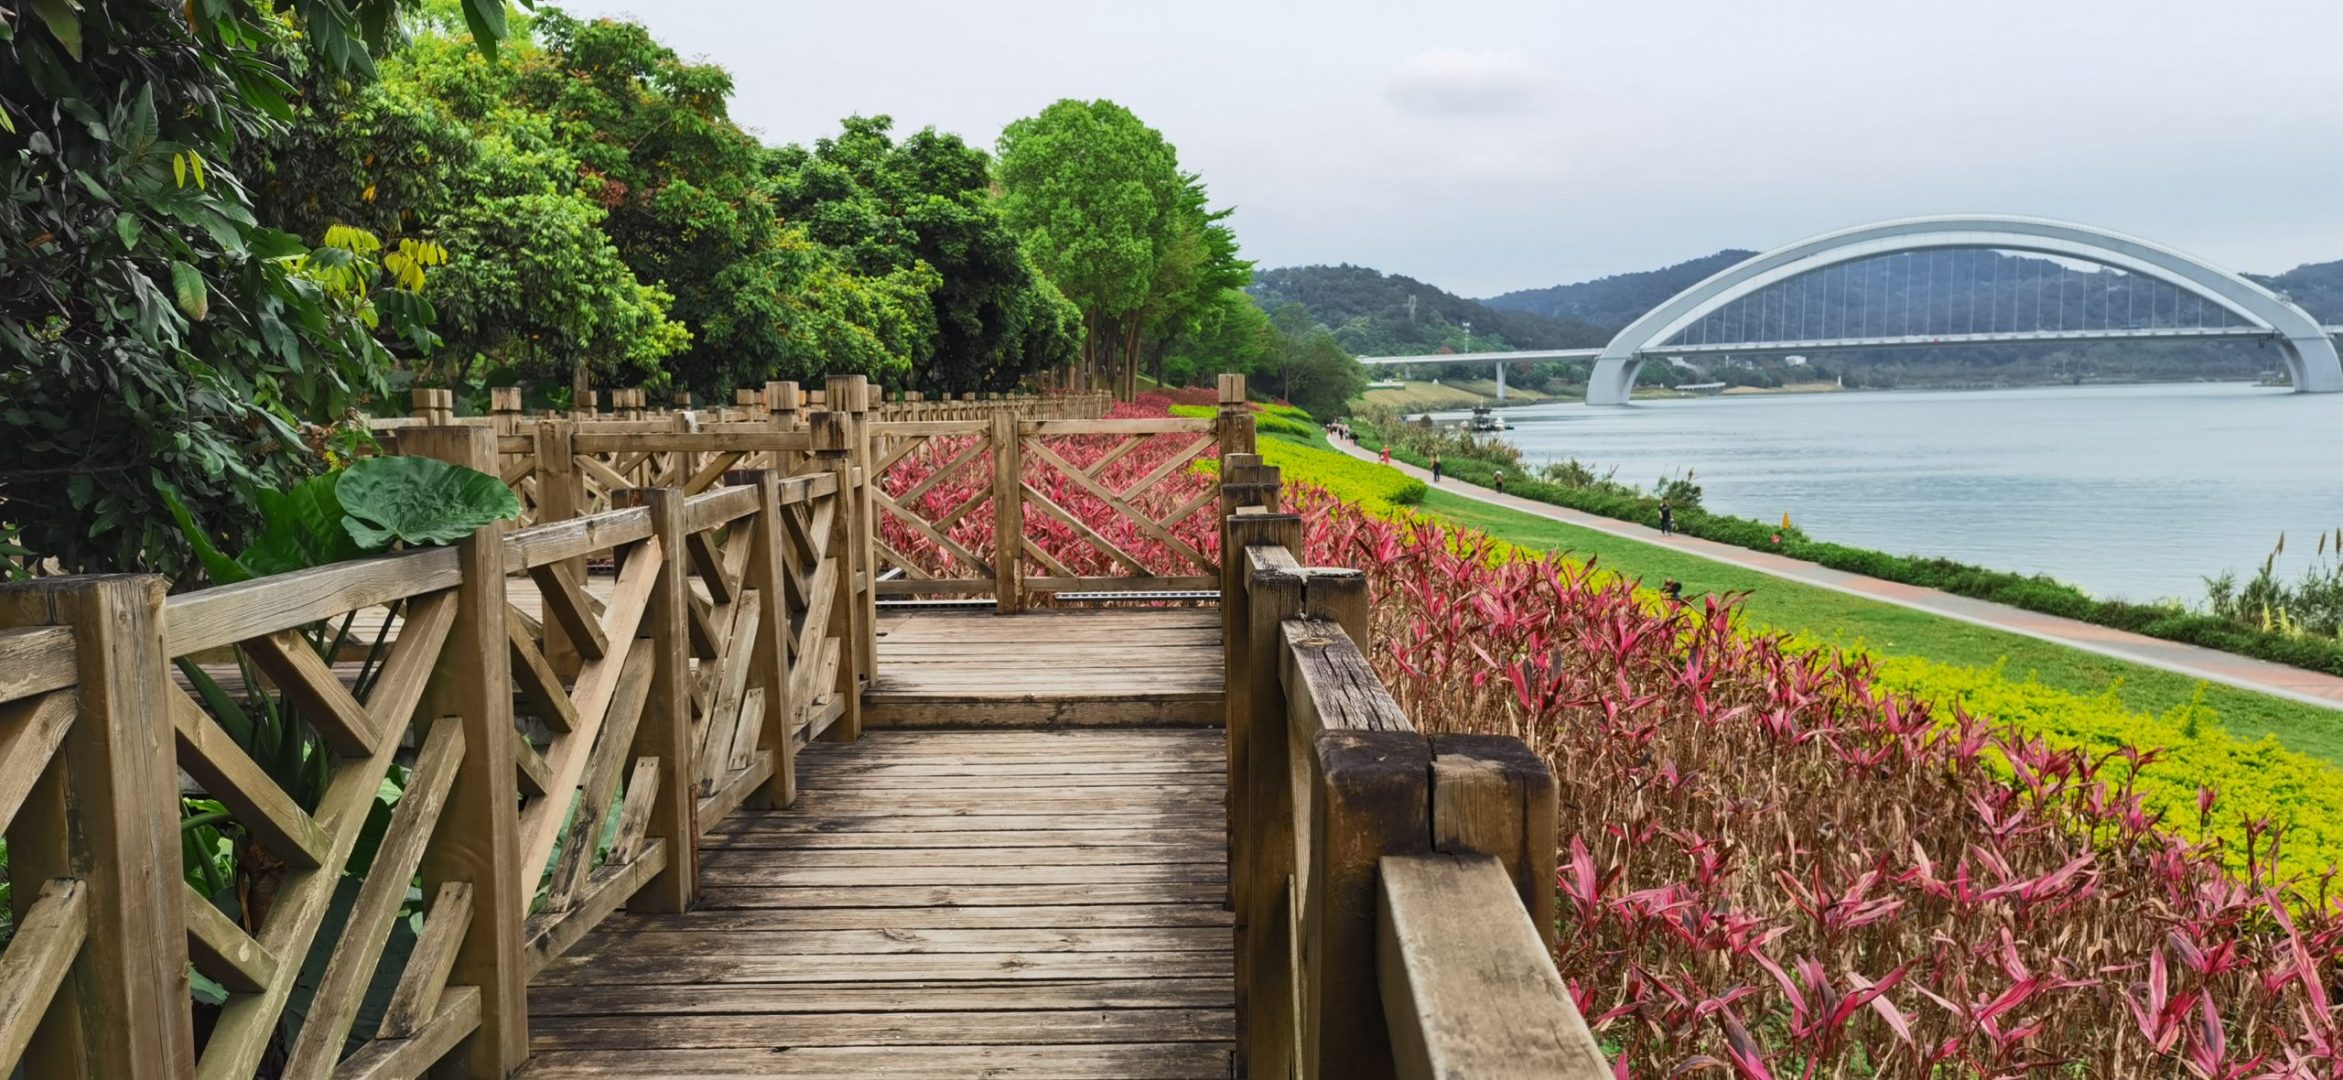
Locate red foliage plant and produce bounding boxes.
[1286,482,2343,1080]
[872,392,1222,586]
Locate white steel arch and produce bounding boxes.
[1586,215,2343,404]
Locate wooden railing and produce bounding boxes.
[0,391,870,1077]
[1221,460,1611,1079]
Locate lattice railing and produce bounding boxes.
[0,386,878,1077]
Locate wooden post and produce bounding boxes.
[1301,730,1429,1080]
[1239,555,1305,1079]
[535,420,586,679]
[0,575,193,1080]
[1429,736,1559,952]
[1217,374,1255,461]
[623,487,700,912]
[808,405,864,744]
[830,375,879,691]
[990,410,1023,614]
[739,469,798,810]
[397,425,530,1078]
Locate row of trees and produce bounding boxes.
[3,3,1301,575]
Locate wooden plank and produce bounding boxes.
[1302,730,1431,1080]
[529,977,1230,1016]
[0,878,88,1071]
[564,925,1226,958]
[0,690,75,836]
[699,847,1219,870]
[162,546,461,657]
[395,424,528,1080]
[506,608,580,734]
[862,697,1222,728]
[376,881,472,1039]
[1377,854,1608,1079]
[525,842,670,978]
[1023,575,1220,593]
[514,537,659,891]
[696,862,1221,888]
[1023,417,1215,435]
[1282,617,1412,734]
[710,829,1225,851]
[330,986,479,1080]
[501,507,654,571]
[529,561,610,660]
[512,727,553,798]
[695,882,1226,909]
[572,431,812,454]
[241,629,384,756]
[529,1008,1230,1050]
[1429,734,1559,952]
[0,576,196,1079]
[535,950,1229,986]
[545,648,655,911]
[182,881,278,994]
[282,715,466,1078]
[0,625,76,702]
[517,1042,1231,1078]
[598,907,1230,936]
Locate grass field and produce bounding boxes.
[1354,379,1554,412]
[1413,487,2343,765]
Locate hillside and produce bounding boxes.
[1247,265,1607,356]
[2248,259,2343,322]
[1482,249,1755,328]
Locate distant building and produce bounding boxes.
[1784,355,1810,367]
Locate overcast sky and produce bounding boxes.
[554,0,2343,297]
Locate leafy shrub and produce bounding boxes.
[1286,486,2343,1075]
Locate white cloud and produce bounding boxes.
[1385,47,1547,116]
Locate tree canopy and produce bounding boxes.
[996,99,1251,399]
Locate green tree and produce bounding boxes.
[767,115,1079,394]
[996,98,1192,399]
[0,0,508,575]
[256,42,690,395]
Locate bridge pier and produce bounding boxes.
[1494,360,1506,403]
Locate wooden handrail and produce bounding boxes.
[1224,469,1610,1080]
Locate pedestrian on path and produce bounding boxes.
[1493,469,1505,495]
[1659,501,1675,536]
[1430,453,1442,484]
[1380,446,1390,465]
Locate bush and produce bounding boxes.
[1259,438,1424,512]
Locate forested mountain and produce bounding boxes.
[1481,250,1755,329]
[2248,260,2343,322]
[1247,265,1606,356]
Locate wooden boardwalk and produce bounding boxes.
[867,608,1223,727]
[519,607,1233,1079]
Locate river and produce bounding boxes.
[1434,382,2343,602]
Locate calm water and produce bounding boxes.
[1439,383,2343,602]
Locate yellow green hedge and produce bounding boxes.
[1257,437,1425,513]
[1851,649,2343,882]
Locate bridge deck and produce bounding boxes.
[519,609,1233,1079]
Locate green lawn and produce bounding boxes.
[1414,488,2343,765]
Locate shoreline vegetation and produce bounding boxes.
[1241,391,2343,1072]
[1348,407,2343,679]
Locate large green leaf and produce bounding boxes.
[336,456,519,549]
[158,483,254,585]
[241,474,366,577]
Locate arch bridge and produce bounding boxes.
[1361,215,2343,405]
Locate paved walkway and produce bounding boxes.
[1337,441,2343,711]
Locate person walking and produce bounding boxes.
[1658,501,1675,536]
[1379,446,1390,466]
[1429,453,1442,484]
[1492,469,1505,495]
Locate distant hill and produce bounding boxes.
[2248,259,2343,323]
[1481,250,1755,330]
[1247,265,1607,357]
